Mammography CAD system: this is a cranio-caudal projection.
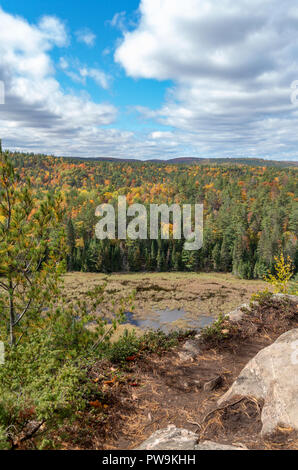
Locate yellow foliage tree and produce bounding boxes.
[265,253,294,294]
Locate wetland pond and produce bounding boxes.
[123,308,214,333]
[64,272,268,334]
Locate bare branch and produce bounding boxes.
[12,298,32,327]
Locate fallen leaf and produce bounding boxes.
[126,355,137,362]
[104,377,117,385]
[89,400,102,408]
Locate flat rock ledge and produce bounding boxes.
[136,425,246,450]
[218,329,298,436]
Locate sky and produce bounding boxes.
[0,0,298,161]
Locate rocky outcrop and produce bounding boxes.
[272,293,298,303]
[227,294,298,322]
[136,425,246,450]
[218,329,298,435]
[138,296,298,449]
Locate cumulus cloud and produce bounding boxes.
[115,0,298,160]
[75,28,96,46]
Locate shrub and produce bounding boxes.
[0,330,89,449]
[289,273,298,295]
[200,313,229,342]
[105,329,141,363]
[140,329,188,354]
[265,253,294,294]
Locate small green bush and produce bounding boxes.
[200,313,229,342]
[105,329,141,363]
[141,329,186,354]
[0,329,90,449]
[250,289,273,305]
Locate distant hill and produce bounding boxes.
[6,149,298,167]
[66,156,298,168]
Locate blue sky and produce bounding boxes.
[0,1,298,160]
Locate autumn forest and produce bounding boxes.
[8,151,298,279]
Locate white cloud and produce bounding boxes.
[115,0,298,160]
[0,7,119,156]
[79,67,110,90]
[108,12,127,32]
[38,16,69,47]
[108,10,140,33]
[75,28,96,47]
[58,57,110,89]
[151,131,174,140]
[59,56,69,70]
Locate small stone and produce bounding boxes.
[183,339,201,355]
[228,303,250,322]
[136,425,198,450]
[136,427,248,451]
[178,339,201,361]
[178,351,195,362]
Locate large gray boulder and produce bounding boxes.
[218,329,298,435]
[136,425,247,450]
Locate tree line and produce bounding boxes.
[6,149,298,279]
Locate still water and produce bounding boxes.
[123,308,214,333]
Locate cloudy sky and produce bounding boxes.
[0,0,298,161]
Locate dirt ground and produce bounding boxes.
[56,294,298,451]
[63,272,269,331]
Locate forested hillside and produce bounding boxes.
[8,151,298,279]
